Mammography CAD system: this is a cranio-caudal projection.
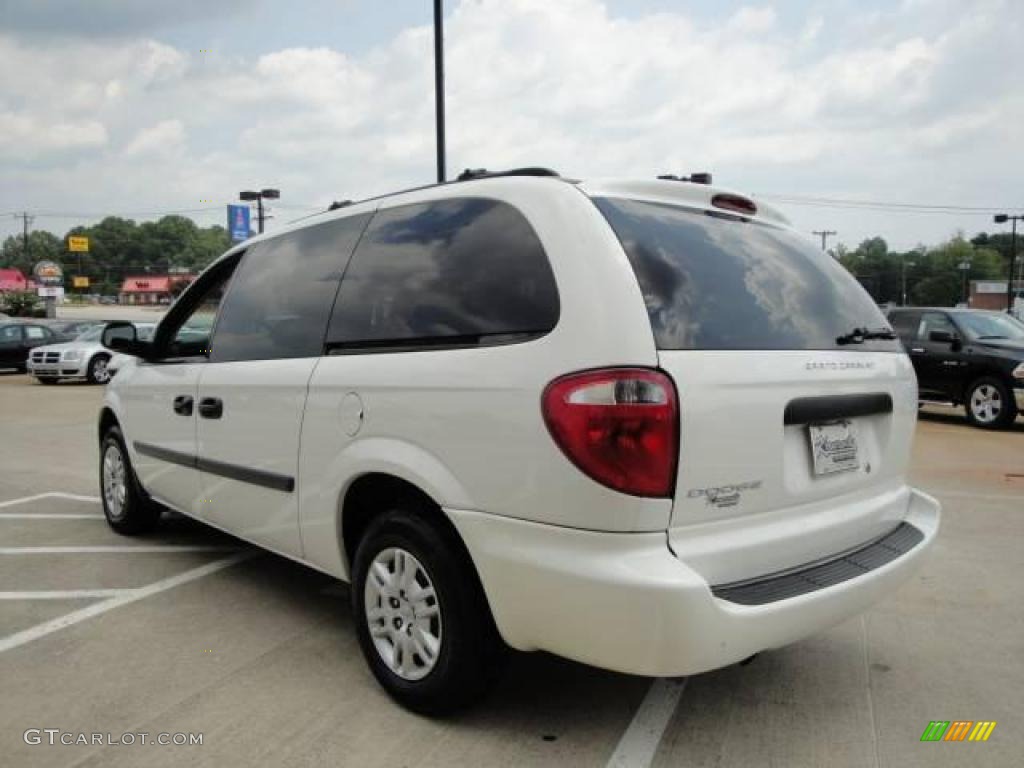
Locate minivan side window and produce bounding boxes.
[325,198,559,351]
[210,214,371,362]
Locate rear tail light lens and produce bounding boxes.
[542,368,678,497]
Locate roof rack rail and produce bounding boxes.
[657,172,713,185]
[456,167,561,181]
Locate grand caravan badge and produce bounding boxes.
[687,480,763,509]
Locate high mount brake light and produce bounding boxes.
[541,368,678,497]
[711,193,757,216]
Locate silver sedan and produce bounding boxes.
[27,323,155,385]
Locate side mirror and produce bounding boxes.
[928,330,956,344]
[101,322,150,358]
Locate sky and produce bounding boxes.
[1,0,1022,252]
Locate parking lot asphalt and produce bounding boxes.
[0,372,1021,768]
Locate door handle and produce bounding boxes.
[910,348,925,353]
[198,397,223,419]
[172,395,193,416]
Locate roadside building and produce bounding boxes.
[968,280,1024,312]
[119,274,195,305]
[0,268,28,293]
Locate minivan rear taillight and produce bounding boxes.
[542,368,678,497]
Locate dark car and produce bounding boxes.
[887,307,1024,429]
[0,322,59,372]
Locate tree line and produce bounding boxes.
[833,232,1018,307]
[0,214,1018,308]
[0,216,231,296]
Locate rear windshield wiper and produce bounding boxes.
[835,326,897,345]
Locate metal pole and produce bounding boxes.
[901,256,907,306]
[1008,217,1017,315]
[257,197,265,234]
[433,0,446,183]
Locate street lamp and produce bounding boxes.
[993,213,1021,315]
[239,188,280,234]
[901,256,915,306]
[958,260,971,306]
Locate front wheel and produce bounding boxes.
[87,354,112,384]
[964,376,1017,429]
[352,506,503,715]
[100,427,161,534]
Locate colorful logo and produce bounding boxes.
[920,721,996,742]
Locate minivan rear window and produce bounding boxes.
[594,197,900,352]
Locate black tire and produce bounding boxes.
[36,377,57,385]
[86,353,112,385]
[351,503,503,715]
[964,376,1017,430]
[99,426,161,534]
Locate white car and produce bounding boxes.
[28,323,154,384]
[97,170,940,714]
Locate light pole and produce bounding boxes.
[958,260,971,306]
[901,256,915,306]
[239,188,280,234]
[994,213,1020,314]
[433,0,446,183]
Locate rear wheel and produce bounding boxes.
[351,504,502,715]
[964,376,1017,429]
[87,354,111,384]
[100,426,161,534]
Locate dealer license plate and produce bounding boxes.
[808,420,860,476]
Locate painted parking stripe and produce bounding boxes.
[0,513,105,520]
[0,545,239,555]
[0,492,101,509]
[606,678,687,768]
[0,590,132,600]
[0,552,255,654]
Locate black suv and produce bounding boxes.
[887,308,1024,429]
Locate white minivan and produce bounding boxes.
[98,170,940,714]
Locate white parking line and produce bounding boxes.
[0,492,101,509]
[0,590,131,600]
[0,545,239,555]
[0,513,105,520]
[606,678,687,768]
[0,552,255,654]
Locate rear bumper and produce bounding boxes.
[447,488,939,677]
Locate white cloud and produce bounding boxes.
[123,119,186,157]
[0,0,1021,249]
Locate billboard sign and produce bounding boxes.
[72,276,90,288]
[68,236,89,252]
[227,204,251,242]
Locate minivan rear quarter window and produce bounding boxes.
[594,197,900,352]
[326,198,559,351]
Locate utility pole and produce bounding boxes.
[433,0,446,183]
[812,229,837,253]
[14,212,34,269]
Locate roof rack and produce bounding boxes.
[657,172,713,185]
[456,167,561,181]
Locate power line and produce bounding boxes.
[760,193,1023,215]
[811,229,837,251]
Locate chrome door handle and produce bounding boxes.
[910,348,925,353]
